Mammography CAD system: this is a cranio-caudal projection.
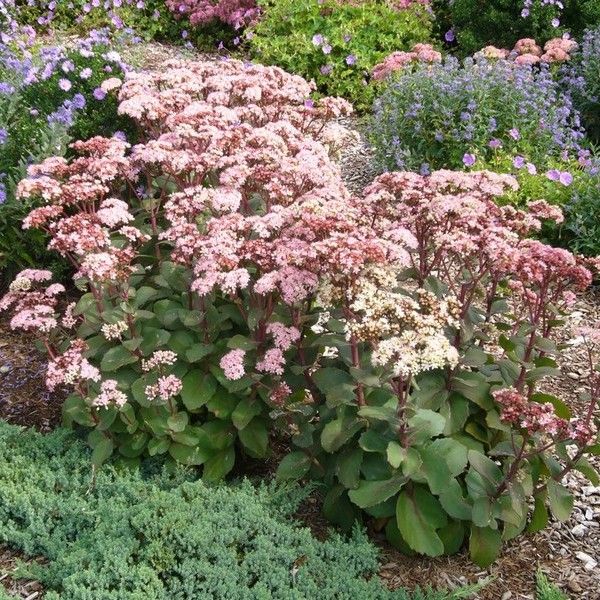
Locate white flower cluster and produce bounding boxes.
[101,320,128,340]
[345,267,460,378]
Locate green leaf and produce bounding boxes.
[386,441,404,469]
[276,451,312,481]
[169,443,211,466]
[181,371,216,411]
[313,367,356,406]
[429,438,468,477]
[439,480,472,521]
[90,436,114,466]
[323,485,359,531]
[147,437,170,456]
[238,418,268,458]
[451,371,492,408]
[528,493,549,533]
[385,519,416,556]
[62,394,95,427]
[547,480,573,521]
[359,429,388,453]
[321,414,363,453]
[232,397,263,430]
[140,327,171,354]
[396,488,446,557]
[468,450,503,487]
[226,335,257,351]
[469,526,502,567]
[358,405,396,423]
[438,520,466,555]
[185,343,215,363]
[336,448,363,489]
[419,446,453,495]
[100,345,138,372]
[207,389,238,420]
[167,412,189,433]
[407,409,446,444]
[348,474,406,509]
[203,446,235,482]
[573,457,600,485]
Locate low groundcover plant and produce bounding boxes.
[0,422,479,599]
[1,58,599,568]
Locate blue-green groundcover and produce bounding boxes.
[0,422,478,600]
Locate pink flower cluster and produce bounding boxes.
[359,169,591,319]
[371,43,442,80]
[165,0,260,28]
[46,339,100,391]
[145,375,183,403]
[0,269,63,333]
[493,389,595,444]
[481,36,578,65]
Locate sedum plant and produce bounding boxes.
[275,170,600,566]
[1,59,599,567]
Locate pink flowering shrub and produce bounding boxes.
[165,0,260,28]
[2,59,600,567]
[480,35,578,65]
[371,43,442,80]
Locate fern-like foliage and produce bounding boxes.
[0,422,477,600]
[536,572,570,600]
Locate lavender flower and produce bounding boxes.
[462,153,476,167]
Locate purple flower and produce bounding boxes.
[304,99,315,109]
[320,64,333,76]
[0,181,6,205]
[0,129,7,145]
[546,169,561,181]
[312,34,324,47]
[559,171,573,186]
[462,153,476,167]
[552,18,560,28]
[80,68,93,79]
[509,128,520,140]
[322,44,332,55]
[526,163,537,175]
[343,34,352,43]
[345,54,357,65]
[445,29,455,43]
[58,78,72,91]
[513,156,525,169]
[93,87,107,100]
[488,138,502,149]
[71,93,86,109]
[521,8,530,17]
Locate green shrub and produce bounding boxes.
[562,26,600,144]
[0,422,475,600]
[431,0,599,58]
[369,56,583,174]
[248,0,433,110]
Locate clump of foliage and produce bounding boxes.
[370,56,584,174]
[431,0,598,58]
[535,572,569,600]
[165,0,260,29]
[2,59,599,568]
[248,0,433,109]
[0,30,131,285]
[0,422,476,599]
[562,26,600,144]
